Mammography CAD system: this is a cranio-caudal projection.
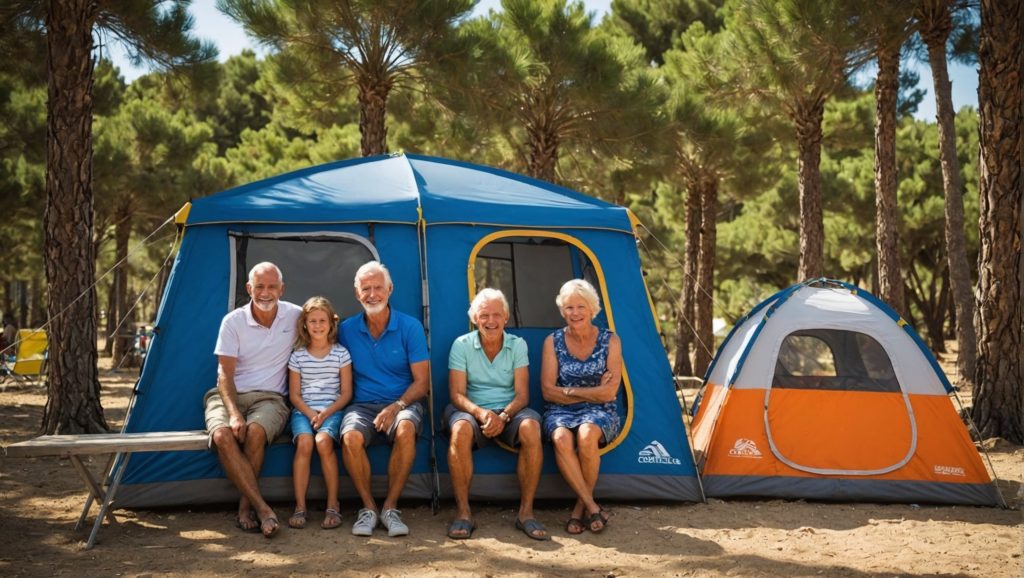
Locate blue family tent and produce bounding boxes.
[115,154,703,507]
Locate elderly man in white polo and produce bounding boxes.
[204,262,301,538]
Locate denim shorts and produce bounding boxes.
[290,408,342,443]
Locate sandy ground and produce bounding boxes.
[0,351,1021,577]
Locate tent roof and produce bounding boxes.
[186,154,633,232]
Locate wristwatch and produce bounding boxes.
[499,410,511,423]
[395,399,408,410]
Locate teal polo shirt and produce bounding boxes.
[340,308,429,404]
[448,330,529,410]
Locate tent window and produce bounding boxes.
[474,236,604,328]
[230,232,377,319]
[773,329,900,392]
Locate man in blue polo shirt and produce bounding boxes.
[339,261,429,537]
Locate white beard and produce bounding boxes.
[253,299,277,313]
[363,302,386,316]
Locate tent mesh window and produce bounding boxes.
[230,232,377,319]
[474,236,604,328]
[772,329,900,392]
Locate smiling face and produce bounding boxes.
[355,271,392,316]
[246,266,284,314]
[473,297,509,340]
[559,294,594,330]
[304,308,331,344]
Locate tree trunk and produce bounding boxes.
[672,185,700,376]
[357,76,391,156]
[874,42,906,317]
[41,0,108,434]
[793,97,826,281]
[102,279,115,357]
[920,0,978,389]
[526,124,559,184]
[111,202,137,366]
[971,0,1022,443]
[694,173,718,376]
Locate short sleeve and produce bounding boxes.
[404,317,430,364]
[334,344,352,368]
[511,337,529,369]
[288,349,301,372]
[213,314,239,358]
[448,337,468,372]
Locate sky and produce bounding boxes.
[105,0,977,122]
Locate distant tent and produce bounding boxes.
[115,153,703,507]
[691,279,1000,505]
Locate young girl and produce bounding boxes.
[288,297,353,530]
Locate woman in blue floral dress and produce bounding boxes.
[541,279,622,535]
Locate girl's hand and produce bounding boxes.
[309,411,321,428]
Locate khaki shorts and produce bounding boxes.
[203,388,289,445]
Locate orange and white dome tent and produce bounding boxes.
[691,279,1002,506]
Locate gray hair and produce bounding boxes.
[353,260,392,288]
[555,279,601,319]
[248,262,283,285]
[468,288,510,321]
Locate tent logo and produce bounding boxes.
[728,438,763,458]
[933,465,966,477]
[638,440,681,465]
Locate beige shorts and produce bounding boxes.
[203,388,289,445]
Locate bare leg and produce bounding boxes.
[292,435,314,514]
[212,427,274,528]
[447,420,475,528]
[315,432,340,510]
[551,427,600,521]
[516,419,543,523]
[341,430,376,512]
[382,420,416,511]
[576,424,606,529]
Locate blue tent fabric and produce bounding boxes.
[117,154,702,507]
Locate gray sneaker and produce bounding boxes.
[380,508,409,537]
[352,508,377,536]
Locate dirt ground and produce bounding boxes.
[0,351,1021,578]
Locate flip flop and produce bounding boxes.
[565,517,585,535]
[260,514,280,538]
[288,510,307,529]
[515,518,550,541]
[322,508,342,530]
[588,509,610,533]
[236,511,260,533]
[446,518,476,540]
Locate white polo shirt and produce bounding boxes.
[214,300,302,395]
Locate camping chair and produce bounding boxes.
[0,329,48,385]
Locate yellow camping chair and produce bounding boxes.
[0,329,48,385]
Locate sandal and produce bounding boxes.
[588,509,610,533]
[565,517,585,535]
[322,508,342,530]
[446,518,476,540]
[515,518,550,541]
[288,510,307,529]
[260,514,280,538]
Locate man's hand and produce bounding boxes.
[478,409,505,438]
[229,412,247,443]
[373,403,401,433]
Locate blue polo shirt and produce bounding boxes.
[339,308,429,404]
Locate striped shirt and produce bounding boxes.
[288,344,352,409]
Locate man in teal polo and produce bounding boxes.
[444,288,547,541]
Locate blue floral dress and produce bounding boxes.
[542,327,621,444]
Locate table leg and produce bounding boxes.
[73,454,117,530]
[85,452,131,550]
